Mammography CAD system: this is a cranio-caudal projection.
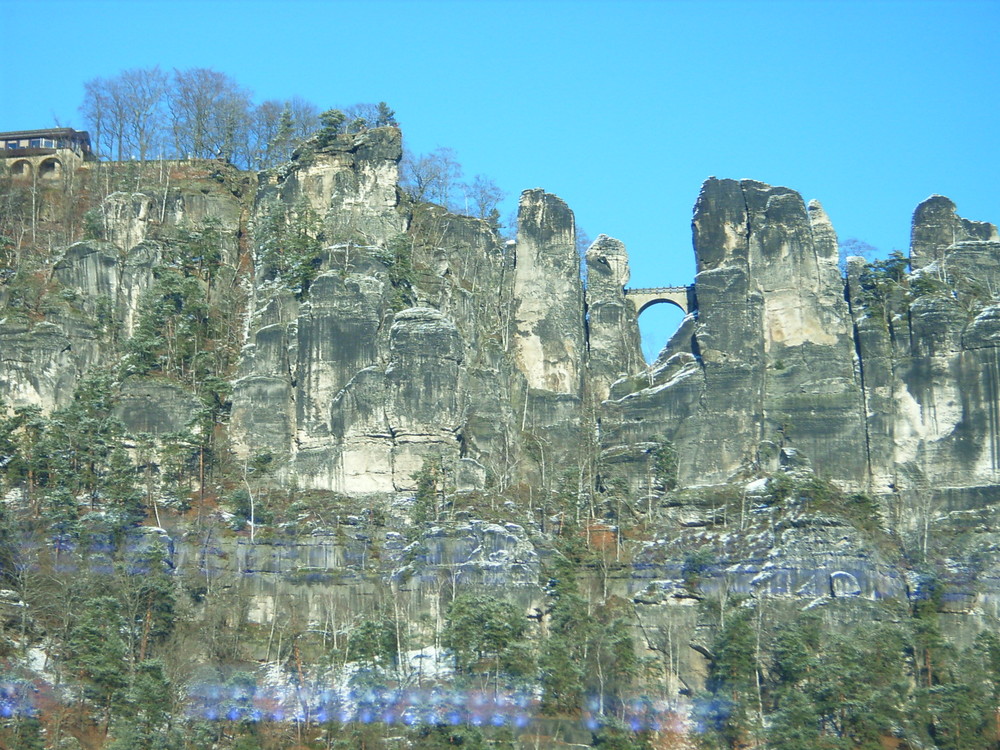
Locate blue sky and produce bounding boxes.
[3,0,998,360]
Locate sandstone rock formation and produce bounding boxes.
[846,196,1000,532]
[584,234,644,402]
[603,179,866,494]
[6,125,1000,724]
[512,189,583,395]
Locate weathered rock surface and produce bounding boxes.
[584,234,644,402]
[113,377,204,436]
[53,239,161,336]
[102,191,154,250]
[604,179,866,491]
[512,189,584,395]
[233,131,527,494]
[170,518,543,629]
[846,204,1000,535]
[0,321,78,409]
[508,190,587,484]
[6,124,1000,700]
[259,127,406,244]
[910,194,998,269]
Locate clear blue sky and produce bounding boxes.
[3,0,998,360]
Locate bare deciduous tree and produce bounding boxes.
[118,66,169,161]
[76,67,331,170]
[400,147,463,210]
[287,96,320,143]
[168,68,251,161]
[80,67,168,161]
[80,75,128,160]
[465,173,505,220]
[245,99,284,170]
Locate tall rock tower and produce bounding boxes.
[511,189,587,484]
[584,234,644,403]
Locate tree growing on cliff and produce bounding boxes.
[316,109,347,147]
[400,147,463,209]
[244,99,287,170]
[79,66,321,168]
[168,68,252,161]
[340,101,397,132]
[80,73,131,161]
[253,197,323,297]
[80,66,172,161]
[442,593,526,688]
[465,174,505,221]
[65,595,130,732]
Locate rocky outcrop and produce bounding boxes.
[512,189,584,395]
[232,129,513,494]
[102,192,154,250]
[318,306,469,493]
[7,125,1000,718]
[847,201,1000,528]
[259,127,406,244]
[0,321,78,410]
[604,179,866,490]
[584,235,643,402]
[113,377,204,436]
[509,190,587,485]
[53,240,161,337]
[232,293,473,493]
[910,194,997,270]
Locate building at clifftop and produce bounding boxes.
[0,128,94,180]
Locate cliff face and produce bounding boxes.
[231,144,624,496]
[603,180,1000,563]
[4,127,1000,706]
[4,130,1000,537]
[584,234,644,402]
[0,162,245,415]
[847,196,1000,543]
[603,179,867,491]
[229,133,576,493]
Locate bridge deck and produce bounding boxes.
[622,285,692,314]
[624,286,690,295]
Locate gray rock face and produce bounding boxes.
[847,210,1000,527]
[113,377,204,436]
[102,192,154,250]
[53,240,161,337]
[233,296,470,493]
[260,127,406,244]
[0,161,248,413]
[512,189,584,395]
[584,235,644,402]
[233,167,609,498]
[605,179,866,489]
[233,130,520,495]
[0,321,78,409]
[170,518,542,630]
[910,195,998,270]
[509,190,587,485]
[598,184,1000,625]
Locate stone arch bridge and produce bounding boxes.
[624,285,693,315]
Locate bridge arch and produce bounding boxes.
[10,160,32,179]
[39,158,62,179]
[624,286,693,315]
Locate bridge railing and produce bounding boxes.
[623,285,690,295]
